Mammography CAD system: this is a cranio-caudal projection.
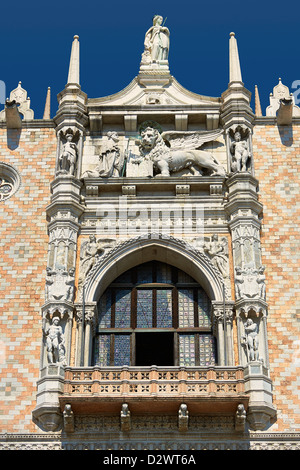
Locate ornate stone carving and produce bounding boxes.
[203,234,229,280]
[63,404,74,433]
[0,162,21,201]
[0,81,34,121]
[141,15,170,66]
[241,318,260,362]
[120,404,131,432]
[58,130,78,176]
[266,78,300,118]
[136,127,226,177]
[83,232,229,302]
[82,132,124,178]
[43,316,66,365]
[45,267,75,302]
[234,265,266,300]
[78,236,115,294]
[126,152,153,177]
[229,126,251,173]
[235,403,247,432]
[178,404,189,432]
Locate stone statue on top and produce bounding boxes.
[141,15,170,66]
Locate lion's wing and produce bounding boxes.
[161,129,224,150]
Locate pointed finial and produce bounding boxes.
[43,87,51,119]
[67,35,80,85]
[229,32,242,84]
[255,85,262,117]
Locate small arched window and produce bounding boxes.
[93,261,217,367]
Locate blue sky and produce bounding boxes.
[1,0,299,119]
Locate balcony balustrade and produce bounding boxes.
[60,365,249,415]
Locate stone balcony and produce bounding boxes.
[60,365,249,415]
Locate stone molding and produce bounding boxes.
[1,432,300,450]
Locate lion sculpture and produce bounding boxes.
[139,127,226,177]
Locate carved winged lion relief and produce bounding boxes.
[134,126,226,177]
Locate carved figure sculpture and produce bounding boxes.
[120,403,131,432]
[65,268,76,302]
[43,316,65,364]
[138,127,226,177]
[178,403,189,432]
[203,234,229,278]
[143,15,170,63]
[82,132,124,178]
[79,235,105,282]
[58,133,78,175]
[63,404,74,433]
[257,265,266,300]
[45,267,55,299]
[230,131,251,173]
[242,318,259,362]
[235,403,247,432]
[234,266,244,299]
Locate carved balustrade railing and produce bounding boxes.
[62,366,247,405]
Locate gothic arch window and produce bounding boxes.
[93,261,217,367]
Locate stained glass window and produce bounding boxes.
[98,289,112,329]
[179,335,196,366]
[199,335,216,366]
[197,288,211,327]
[94,262,216,367]
[94,335,111,366]
[115,289,131,328]
[137,290,153,327]
[114,335,131,366]
[178,289,194,327]
[156,289,173,327]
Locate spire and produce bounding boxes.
[255,85,262,117]
[229,32,242,85]
[43,87,51,119]
[67,35,80,86]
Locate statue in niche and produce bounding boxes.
[82,132,124,178]
[45,267,75,302]
[242,318,259,362]
[137,126,226,177]
[43,316,66,364]
[142,15,170,64]
[58,132,78,176]
[203,234,229,279]
[229,128,251,173]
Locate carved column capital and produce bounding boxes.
[212,301,235,330]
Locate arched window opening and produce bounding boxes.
[93,261,217,367]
